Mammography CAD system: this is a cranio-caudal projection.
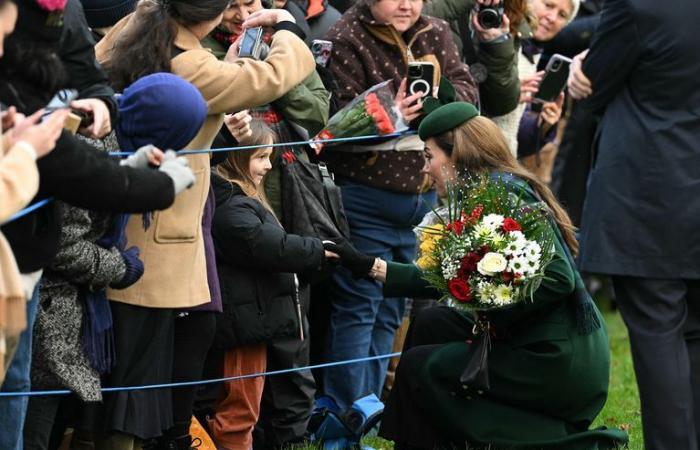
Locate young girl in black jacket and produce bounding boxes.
[209,121,336,450]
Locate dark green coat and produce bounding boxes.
[383,211,628,448]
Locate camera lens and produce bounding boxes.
[477,8,502,29]
[408,65,423,77]
[551,60,562,71]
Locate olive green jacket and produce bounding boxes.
[423,0,522,116]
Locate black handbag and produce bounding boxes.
[280,152,350,241]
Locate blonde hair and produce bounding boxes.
[215,120,277,215]
[434,116,579,255]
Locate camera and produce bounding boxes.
[477,4,504,29]
[238,27,270,60]
[311,39,333,68]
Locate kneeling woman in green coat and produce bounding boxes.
[325,103,628,449]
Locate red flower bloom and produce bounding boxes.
[446,220,464,235]
[470,205,484,220]
[448,279,472,303]
[460,252,482,274]
[502,217,521,232]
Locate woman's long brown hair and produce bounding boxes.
[433,116,579,255]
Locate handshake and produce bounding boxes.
[323,238,377,279]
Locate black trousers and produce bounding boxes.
[167,311,217,437]
[612,276,700,450]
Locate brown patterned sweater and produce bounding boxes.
[321,3,478,193]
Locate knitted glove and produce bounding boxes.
[119,144,158,168]
[159,150,195,194]
[323,238,375,278]
[111,246,145,289]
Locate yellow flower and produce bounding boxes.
[416,254,438,271]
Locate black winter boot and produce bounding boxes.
[162,434,202,450]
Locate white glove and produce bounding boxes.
[159,151,195,194]
[120,144,158,168]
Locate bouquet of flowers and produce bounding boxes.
[416,176,557,312]
[313,81,406,153]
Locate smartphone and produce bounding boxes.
[311,39,333,68]
[238,27,265,59]
[406,62,435,98]
[533,54,572,104]
[41,88,79,122]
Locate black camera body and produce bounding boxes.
[477,4,504,29]
[238,27,270,60]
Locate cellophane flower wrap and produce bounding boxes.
[313,81,406,153]
[416,176,557,311]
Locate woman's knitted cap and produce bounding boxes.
[116,73,208,153]
[79,0,137,28]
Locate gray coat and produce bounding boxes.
[577,0,700,279]
[31,134,127,402]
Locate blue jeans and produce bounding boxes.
[0,283,40,450]
[323,181,436,410]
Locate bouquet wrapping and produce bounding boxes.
[313,81,407,153]
[416,176,557,312]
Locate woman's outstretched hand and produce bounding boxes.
[323,238,376,278]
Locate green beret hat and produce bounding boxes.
[418,102,479,141]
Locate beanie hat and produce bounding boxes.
[14,0,67,44]
[79,0,137,29]
[116,73,208,153]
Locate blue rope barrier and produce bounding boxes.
[109,130,415,157]
[0,352,402,398]
[5,131,416,223]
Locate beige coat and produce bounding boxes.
[97,18,315,308]
[0,138,38,382]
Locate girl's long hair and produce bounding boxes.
[215,120,277,215]
[434,116,579,255]
[106,0,229,91]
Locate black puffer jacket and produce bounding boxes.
[211,174,325,348]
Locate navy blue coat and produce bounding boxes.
[577,0,700,278]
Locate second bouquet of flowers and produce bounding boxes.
[416,175,557,312]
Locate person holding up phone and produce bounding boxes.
[319,0,478,412]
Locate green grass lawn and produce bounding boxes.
[300,305,642,450]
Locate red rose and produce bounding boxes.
[460,252,482,273]
[448,279,472,303]
[502,217,521,232]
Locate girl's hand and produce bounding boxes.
[225,110,254,145]
[224,34,243,64]
[520,71,544,104]
[539,92,565,126]
[71,98,111,139]
[395,78,425,124]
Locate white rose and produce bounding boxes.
[477,252,508,276]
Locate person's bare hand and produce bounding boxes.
[14,109,69,159]
[520,71,544,103]
[224,34,243,63]
[71,98,111,138]
[242,9,295,28]
[1,106,25,132]
[539,92,565,126]
[473,0,510,42]
[225,110,254,144]
[567,49,592,100]
[395,78,425,124]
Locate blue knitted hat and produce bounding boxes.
[79,0,137,28]
[116,73,208,153]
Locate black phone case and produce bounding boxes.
[535,56,571,103]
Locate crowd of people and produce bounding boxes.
[0,0,698,449]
